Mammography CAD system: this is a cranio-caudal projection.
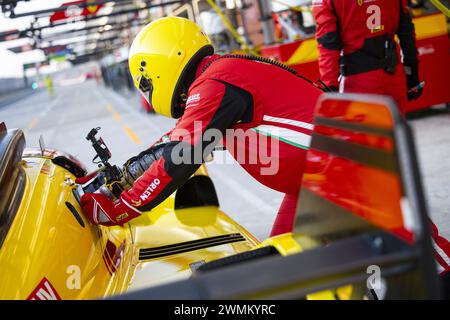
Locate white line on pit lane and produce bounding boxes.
[39,94,61,118]
[24,94,62,135]
[94,88,165,134]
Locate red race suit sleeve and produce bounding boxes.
[120,79,249,212]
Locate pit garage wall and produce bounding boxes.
[260,13,450,113]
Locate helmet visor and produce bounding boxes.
[138,76,153,106]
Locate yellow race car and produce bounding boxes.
[0,123,260,299]
[0,94,443,300]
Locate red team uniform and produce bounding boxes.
[312,0,422,113]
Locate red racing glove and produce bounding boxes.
[80,193,141,226]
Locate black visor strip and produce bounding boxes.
[139,76,153,106]
[311,133,399,173]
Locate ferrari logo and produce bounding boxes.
[358,0,363,6]
[116,213,129,221]
[131,199,142,207]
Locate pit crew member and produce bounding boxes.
[312,0,423,113]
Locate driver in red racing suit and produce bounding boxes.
[80,53,319,236]
[79,17,322,238]
[312,0,423,114]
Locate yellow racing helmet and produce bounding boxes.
[129,17,214,118]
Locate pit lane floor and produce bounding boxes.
[0,80,448,241]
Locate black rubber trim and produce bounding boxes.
[65,201,85,228]
[174,175,219,210]
[52,156,87,178]
[139,233,246,260]
[0,167,25,249]
[195,246,279,273]
[311,133,398,173]
[72,189,81,204]
[0,125,26,249]
[171,45,214,119]
[315,116,393,138]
